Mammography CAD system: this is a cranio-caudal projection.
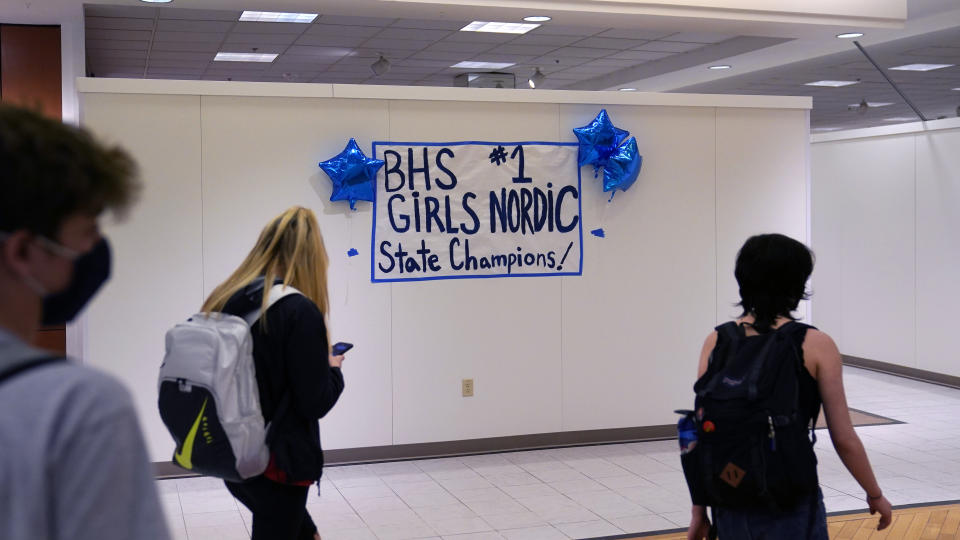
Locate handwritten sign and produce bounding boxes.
[371,141,582,282]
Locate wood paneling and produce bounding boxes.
[631,502,960,539]
[0,25,66,354]
[0,25,62,118]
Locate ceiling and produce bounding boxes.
[27,0,959,130]
[675,25,960,130]
[83,4,788,89]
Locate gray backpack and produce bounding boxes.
[158,284,299,481]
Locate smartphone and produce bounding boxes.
[331,342,354,356]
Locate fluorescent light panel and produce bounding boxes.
[239,11,318,23]
[460,21,540,34]
[619,88,637,91]
[836,32,863,38]
[709,65,731,70]
[805,80,859,87]
[523,16,552,22]
[889,63,954,71]
[451,61,515,69]
[849,101,894,107]
[214,52,278,62]
[884,117,918,122]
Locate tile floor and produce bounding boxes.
[160,366,960,539]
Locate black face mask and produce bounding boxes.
[42,238,112,326]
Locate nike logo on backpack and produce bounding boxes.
[174,398,208,470]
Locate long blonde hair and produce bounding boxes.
[202,206,330,329]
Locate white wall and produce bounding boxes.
[79,79,810,461]
[811,118,960,376]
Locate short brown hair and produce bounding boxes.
[0,105,140,237]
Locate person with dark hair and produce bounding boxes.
[685,233,892,539]
[0,106,169,540]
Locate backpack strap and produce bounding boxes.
[242,283,304,448]
[0,339,64,385]
[242,284,303,327]
[698,322,742,397]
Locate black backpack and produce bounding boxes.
[679,321,820,511]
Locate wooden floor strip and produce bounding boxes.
[611,502,960,539]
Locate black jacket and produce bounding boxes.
[222,278,344,482]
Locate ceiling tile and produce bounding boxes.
[285,45,356,59]
[147,58,212,69]
[529,55,590,68]
[607,50,673,61]
[316,15,397,26]
[571,37,648,50]
[596,28,673,40]
[86,17,155,31]
[231,21,308,35]
[85,29,154,41]
[551,47,610,59]
[86,39,150,51]
[532,25,603,37]
[84,5,156,18]
[304,24,381,38]
[362,38,435,51]
[662,32,734,43]
[218,44,287,55]
[510,34,582,47]
[146,66,206,76]
[152,41,222,53]
[423,41,491,53]
[442,30,516,44]
[635,41,705,53]
[93,49,149,60]
[487,44,559,56]
[159,8,241,21]
[154,31,226,43]
[467,54,536,64]
[391,19,465,30]
[149,51,217,62]
[156,20,234,33]
[293,34,366,47]
[377,28,452,41]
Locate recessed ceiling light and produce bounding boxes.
[848,101,894,107]
[460,21,540,34]
[836,32,864,39]
[889,63,954,71]
[709,65,731,70]
[805,80,859,87]
[812,127,842,132]
[214,52,278,63]
[139,0,173,3]
[619,88,637,91]
[953,88,960,91]
[451,61,516,69]
[884,117,918,122]
[523,16,552,22]
[239,11,318,23]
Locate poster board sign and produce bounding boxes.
[372,141,582,283]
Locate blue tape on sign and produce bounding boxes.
[347,248,359,257]
[591,228,605,238]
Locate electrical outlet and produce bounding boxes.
[462,379,474,397]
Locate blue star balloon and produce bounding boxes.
[573,109,629,170]
[319,138,384,210]
[602,136,643,199]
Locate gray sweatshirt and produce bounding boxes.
[0,327,170,540]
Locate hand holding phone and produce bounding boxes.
[331,342,354,356]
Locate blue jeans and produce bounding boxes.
[714,489,828,539]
